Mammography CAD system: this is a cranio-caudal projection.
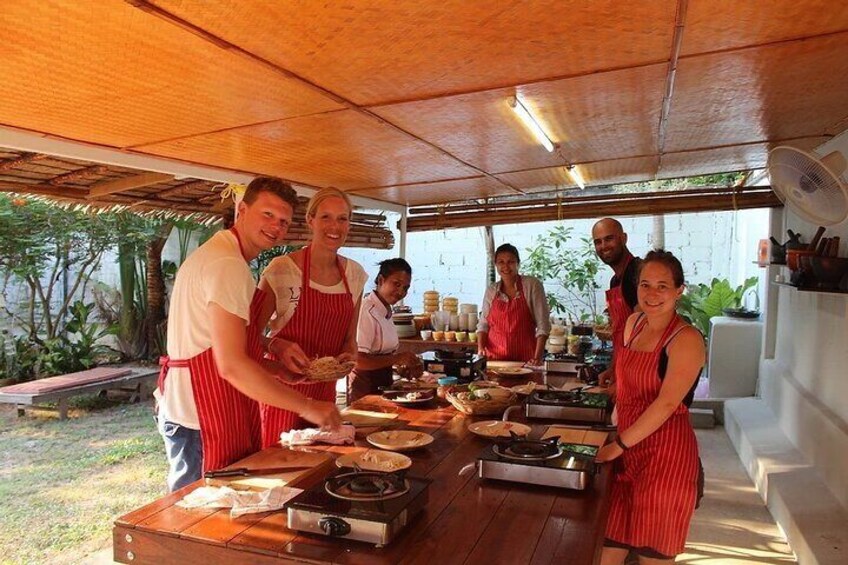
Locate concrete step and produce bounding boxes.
[689,407,716,429]
[691,398,725,424]
[725,397,848,565]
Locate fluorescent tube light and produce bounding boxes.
[566,165,586,189]
[509,96,554,152]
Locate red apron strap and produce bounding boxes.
[158,355,191,393]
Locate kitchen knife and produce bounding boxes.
[204,465,314,479]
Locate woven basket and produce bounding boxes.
[594,325,613,342]
[446,389,519,416]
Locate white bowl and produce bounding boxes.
[547,335,566,346]
[547,344,565,354]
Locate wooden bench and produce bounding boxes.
[0,366,159,420]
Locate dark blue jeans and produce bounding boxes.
[157,415,203,492]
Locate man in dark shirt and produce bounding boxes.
[592,218,639,389]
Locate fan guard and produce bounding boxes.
[767,146,848,225]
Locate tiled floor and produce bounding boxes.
[680,427,796,564]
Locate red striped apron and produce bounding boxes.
[605,314,699,557]
[485,276,537,361]
[259,246,354,448]
[606,254,635,360]
[157,228,263,473]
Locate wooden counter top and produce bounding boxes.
[113,392,612,564]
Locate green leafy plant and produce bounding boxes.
[677,277,758,336]
[523,225,604,323]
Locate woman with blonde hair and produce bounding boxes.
[255,187,368,447]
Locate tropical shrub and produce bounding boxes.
[677,277,758,336]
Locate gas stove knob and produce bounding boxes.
[319,517,351,537]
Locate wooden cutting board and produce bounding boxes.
[340,407,400,427]
[542,425,610,447]
[204,447,335,491]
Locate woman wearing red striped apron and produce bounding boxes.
[477,243,550,365]
[597,250,705,563]
[256,188,368,448]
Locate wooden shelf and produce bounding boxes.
[772,280,848,296]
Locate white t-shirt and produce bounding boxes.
[261,254,368,333]
[157,230,255,429]
[357,291,399,355]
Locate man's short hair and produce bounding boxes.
[242,176,299,210]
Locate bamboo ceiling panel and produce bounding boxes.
[373,64,666,174]
[496,156,660,193]
[136,110,478,190]
[682,0,848,56]
[0,1,341,148]
[349,176,514,207]
[657,136,828,179]
[148,0,677,105]
[664,33,848,153]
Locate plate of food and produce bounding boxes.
[467,420,531,438]
[335,449,412,472]
[509,381,538,395]
[493,367,533,378]
[382,389,436,405]
[305,356,355,382]
[366,430,434,452]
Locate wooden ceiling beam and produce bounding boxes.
[87,172,174,199]
[0,152,49,171]
[157,180,217,199]
[48,166,108,185]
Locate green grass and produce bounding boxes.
[0,398,168,564]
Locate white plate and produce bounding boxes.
[335,449,412,472]
[366,430,434,452]
[494,367,534,377]
[468,420,531,438]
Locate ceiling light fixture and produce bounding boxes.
[566,165,586,189]
[509,96,554,152]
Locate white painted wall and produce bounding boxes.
[760,206,848,511]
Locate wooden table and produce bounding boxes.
[113,387,612,564]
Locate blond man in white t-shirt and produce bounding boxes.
[157,177,340,491]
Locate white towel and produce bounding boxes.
[177,485,303,518]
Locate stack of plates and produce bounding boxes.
[393,312,417,338]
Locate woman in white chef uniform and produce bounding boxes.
[350,258,422,403]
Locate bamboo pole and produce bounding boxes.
[404,190,781,232]
[408,186,772,215]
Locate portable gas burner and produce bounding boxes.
[478,435,596,490]
[525,389,611,423]
[421,349,486,382]
[544,352,583,374]
[285,468,430,547]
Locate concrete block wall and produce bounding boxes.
[344,209,768,315]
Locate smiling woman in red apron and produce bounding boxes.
[256,188,368,448]
[596,250,705,564]
[156,178,340,492]
[476,243,550,365]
